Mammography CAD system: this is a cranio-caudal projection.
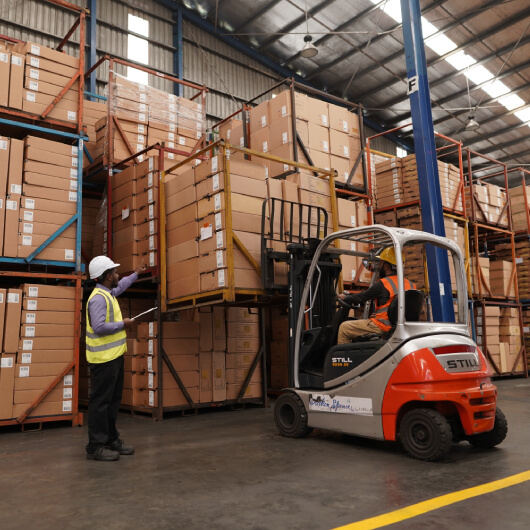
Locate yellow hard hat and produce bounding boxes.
[377,247,401,266]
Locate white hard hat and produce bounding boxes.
[89,256,120,280]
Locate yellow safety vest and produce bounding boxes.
[86,287,127,364]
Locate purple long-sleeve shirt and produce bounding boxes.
[87,273,138,336]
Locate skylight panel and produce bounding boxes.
[499,93,525,111]
[485,80,511,99]
[426,33,458,56]
[381,0,402,23]
[445,51,476,70]
[515,108,530,123]
[466,65,494,86]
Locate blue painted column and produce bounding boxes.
[87,0,97,98]
[173,7,183,97]
[400,0,454,322]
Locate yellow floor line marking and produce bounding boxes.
[331,470,530,530]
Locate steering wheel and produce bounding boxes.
[337,294,356,310]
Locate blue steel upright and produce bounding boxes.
[400,0,454,322]
[87,0,97,98]
[173,7,184,97]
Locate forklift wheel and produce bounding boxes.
[399,409,453,461]
[274,392,313,438]
[467,408,507,448]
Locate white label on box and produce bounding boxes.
[67,111,76,121]
[168,152,174,160]
[139,113,146,123]
[1,358,13,368]
[65,249,74,260]
[26,91,36,103]
[264,166,269,178]
[178,136,186,146]
[149,235,155,251]
[30,44,40,56]
[0,293,2,303]
[149,220,155,235]
[239,137,245,147]
[168,132,175,142]
[212,156,218,173]
[69,192,77,202]
[70,168,77,179]
[148,173,153,188]
[62,401,72,412]
[214,213,222,231]
[218,269,226,287]
[148,373,154,389]
[148,339,154,355]
[350,242,357,251]
[323,141,329,153]
[21,352,32,364]
[281,104,287,117]
[29,80,38,91]
[214,194,221,211]
[148,322,154,337]
[25,326,35,337]
[148,356,154,372]
[282,132,288,145]
[72,157,78,168]
[25,313,36,324]
[343,146,349,158]
[27,300,37,311]
[342,120,348,132]
[138,124,146,134]
[122,207,130,220]
[284,164,289,171]
[261,115,267,127]
[149,252,155,267]
[201,223,213,240]
[169,123,176,133]
[323,115,329,126]
[216,231,224,249]
[22,222,33,234]
[169,113,176,123]
[12,56,22,67]
[0,140,6,150]
[139,93,147,103]
[0,52,7,63]
[350,215,356,227]
[516,257,523,264]
[30,56,39,68]
[148,188,154,203]
[29,67,39,79]
[263,141,268,153]
[8,293,19,303]
[149,390,155,407]
[137,143,144,153]
[63,388,73,399]
[213,174,220,191]
[64,375,73,386]
[167,142,175,150]
[149,204,154,220]
[19,366,30,378]
[216,250,224,268]
[138,134,145,144]
[70,180,77,190]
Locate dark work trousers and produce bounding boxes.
[86,355,124,454]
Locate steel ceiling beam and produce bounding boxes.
[232,0,284,33]
[353,2,530,104]
[258,0,336,50]
[305,0,449,81]
[390,62,530,128]
[467,125,530,154]
[379,32,530,111]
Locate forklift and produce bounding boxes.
[262,199,507,461]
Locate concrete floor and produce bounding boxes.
[0,379,529,530]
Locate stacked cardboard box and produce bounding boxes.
[373,158,404,209]
[475,305,500,372]
[268,307,289,390]
[16,136,78,262]
[509,185,530,231]
[83,98,107,168]
[14,41,79,123]
[0,40,24,112]
[82,197,101,265]
[0,284,76,420]
[248,89,363,186]
[218,118,245,154]
[471,256,490,296]
[499,307,524,372]
[514,239,530,299]
[521,306,530,368]
[225,307,262,400]
[465,182,508,226]
[489,260,516,298]
[111,157,159,272]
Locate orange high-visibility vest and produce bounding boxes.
[370,275,416,332]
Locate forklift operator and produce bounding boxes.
[337,248,416,344]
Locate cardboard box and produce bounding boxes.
[23,297,76,312]
[227,322,260,338]
[8,53,24,110]
[226,337,260,353]
[0,354,16,419]
[0,138,9,196]
[0,289,6,348]
[3,289,22,352]
[226,382,262,400]
[22,284,76,299]
[199,311,213,351]
[213,307,226,351]
[0,49,10,107]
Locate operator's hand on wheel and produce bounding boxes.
[122,318,135,329]
[338,293,346,301]
[135,261,147,275]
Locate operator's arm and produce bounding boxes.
[110,272,138,298]
[88,294,125,336]
[343,281,387,306]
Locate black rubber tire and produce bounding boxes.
[467,408,508,448]
[274,392,313,438]
[399,409,453,461]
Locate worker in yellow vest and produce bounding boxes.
[86,256,146,461]
[337,248,416,344]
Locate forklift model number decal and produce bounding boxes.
[309,394,373,416]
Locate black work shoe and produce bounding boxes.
[109,438,135,455]
[87,446,120,461]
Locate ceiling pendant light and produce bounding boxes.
[466,114,480,132]
[301,35,318,58]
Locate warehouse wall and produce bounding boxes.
[0,0,397,148]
